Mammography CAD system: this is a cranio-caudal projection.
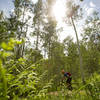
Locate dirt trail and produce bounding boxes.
[47,91,73,96]
[47,90,86,96]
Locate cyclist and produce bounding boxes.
[61,69,72,90]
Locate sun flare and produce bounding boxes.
[52,0,66,22]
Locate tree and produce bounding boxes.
[32,0,44,50]
[82,11,100,51]
[42,0,58,58]
[63,36,80,79]
[8,0,32,58]
[81,11,100,76]
[65,0,85,83]
[43,19,57,58]
[0,11,12,44]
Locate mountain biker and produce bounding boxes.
[61,69,72,90]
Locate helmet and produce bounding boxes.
[61,69,65,74]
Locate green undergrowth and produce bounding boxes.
[0,39,100,100]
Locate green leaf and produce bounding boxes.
[1,42,7,49]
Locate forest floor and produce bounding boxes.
[47,90,86,96]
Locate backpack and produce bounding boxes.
[64,72,71,77]
[67,72,71,76]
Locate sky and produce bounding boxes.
[0,0,100,42]
[0,0,14,16]
[56,0,100,41]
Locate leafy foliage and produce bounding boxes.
[0,0,100,100]
[0,39,53,100]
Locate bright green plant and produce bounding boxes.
[0,38,54,100]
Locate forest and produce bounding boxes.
[0,0,100,100]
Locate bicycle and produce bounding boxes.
[60,79,73,91]
[59,80,73,97]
